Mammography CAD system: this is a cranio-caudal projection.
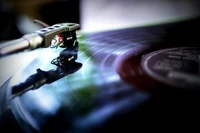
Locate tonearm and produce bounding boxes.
[0,22,80,56]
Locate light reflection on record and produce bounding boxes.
[4,28,158,133]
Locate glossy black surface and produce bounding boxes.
[1,17,200,132]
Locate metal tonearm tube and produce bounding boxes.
[0,22,80,56]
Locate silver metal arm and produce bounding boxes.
[0,23,80,56]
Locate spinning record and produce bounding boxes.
[1,17,200,133]
[1,27,158,133]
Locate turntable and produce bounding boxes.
[0,16,200,133]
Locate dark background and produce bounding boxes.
[0,0,80,41]
[1,0,200,41]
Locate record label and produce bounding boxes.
[141,47,200,89]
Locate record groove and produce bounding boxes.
[1,25,171,133]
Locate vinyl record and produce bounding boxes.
[1,17,200,133]
[1,27,159,133]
